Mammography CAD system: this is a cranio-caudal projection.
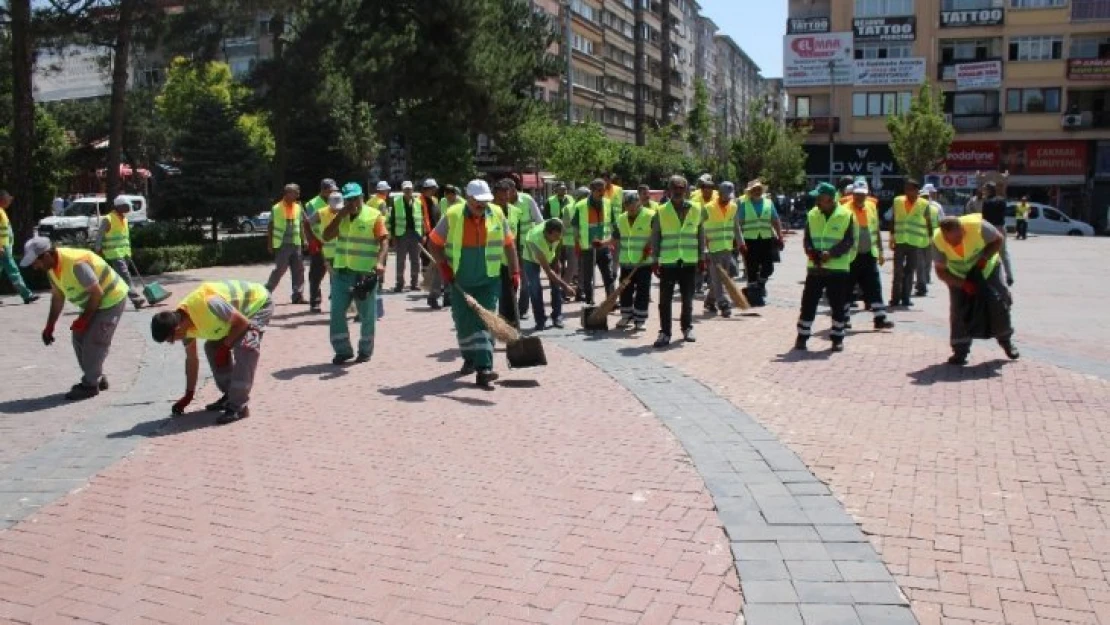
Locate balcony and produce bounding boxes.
[950,112,1002,132]
[786,116,840,134]
[1072,0,1110,21]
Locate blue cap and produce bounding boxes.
[341,182,363,199]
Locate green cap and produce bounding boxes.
[341,182,363,199]
[809,182,837,198]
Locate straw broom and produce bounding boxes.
[418,244,437,292]
[459,288,521,343]
[715,263,751,310]
[588,266,641,327]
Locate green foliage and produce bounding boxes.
[499,104,562,172]
[548,122,618,188]
[156,58,249,128]
[686,78,711,157]
[129,222,207,248]
[886,83,955,181]
[731,101,808,194]
[613,124,685,188]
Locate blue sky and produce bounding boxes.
[697,0,786,78]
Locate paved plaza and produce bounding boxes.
[0,235,1106,624]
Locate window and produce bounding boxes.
[854,0,914,17]
[944,91,1002,130]
[1010,0,1066,7]
[795,96,811,118]
[1006,87,1062,112]
[1008,36,1064,61]
[1073,0,1110,20]
[1043,207,1066,221]
[854,42,913,59]
[1069,36,1110,59]
[940,38,1002,64]
[571,67,604,92]
[942,0,995,8]
[571,33,595,55]
[852,91,912,116]
[570,0,597,23]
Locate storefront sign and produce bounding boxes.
[1018,141,1088,176]
[940,8,1004,28]
[946,141,1001,171]
[1095,141,1110,180]
[852,16,915,42]
[783,32,854,87]
[854,58,926,86]
[1067,58,1110,81]
[787,16,829,35]
[955,60,1002,91]
[804,143,900,178]
[927,172,979,189]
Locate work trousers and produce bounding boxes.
[844,253,888,322]
[949,269,1013,352]
[498,266,520,327]
[307,250,327,307]
[393,232,421,290]
[891,244,921,303]
[73,300,125,387]
[914,248,932,291]
[618,264,652,322]
[705,250,735,310]
[265,245,304,298]
[560,247,578,297]
[204,300,272,411]
[798,271,849,343]
[999,239,1014,283]
[516,246,530,317]
[452,279,498,370]
[1016,220,1028,240]
[658,263,696,337]
[578,246,615,305]
[1,246,33,300]
[524,261,562,327]
[105,257,145,308]
[742,238,776,287]
[330,269,378,359]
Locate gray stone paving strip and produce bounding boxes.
[0,317,183,530]
[548,333,919,625]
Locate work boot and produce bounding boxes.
[310,304,322,313]
[216,406,250,425]
[947,351,969,366]
[65,383,99,401]
[476,369,499,388]
[132,299,144,311]
[393,285,403,294]
[831,341,844,353]
[98,376,109,391]
[408,283,419,292]
[551,317,565,329]
[915,288,927,297]
[704,300,717,315]
[874,318,895,330]
[615,314,633,329]
[721,307,732,318]
[332,354,354,365]
[459,361,477,376]
[205,395,229,412]
[793,337,808,351]
[23,294,40,304]
[682,328,696,343]
[633,320,645,332]
[427,297,441,310]
[291,294,307,305]
[653,332,671,348]
[999,340,1020,360]
[355,353,372,363]
[1007,277,1015,287]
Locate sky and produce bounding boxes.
[696,0,786,79]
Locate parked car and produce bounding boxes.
[37,195,149,242]
[1004,202,1095,236]
[236,211,271,233]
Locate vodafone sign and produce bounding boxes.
[784,32,854,87]
[946,142,1000,171]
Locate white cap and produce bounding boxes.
[327,191,344,208]
[401,181,414,190]
[466,179,494,202]
[20,236,52,268]
[375,181,391,192]
[843,185,854,195]
[921,183,937,194]
[422,178,438,189]
[852,181,869,194]
[113,196,130,207]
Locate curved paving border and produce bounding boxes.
[549,332,919,625]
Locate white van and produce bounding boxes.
[37,195,149,242]
[1004,202,1095,237]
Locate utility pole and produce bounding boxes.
[661,0,673,124]
[633,0,646,145]
[564,1,573,126]
[828,59,836,184]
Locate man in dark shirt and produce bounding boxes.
[979,182,1014,286]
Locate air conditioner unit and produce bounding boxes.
[1062,114,1084,128]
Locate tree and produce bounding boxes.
[6,0,37,241]
[499,104,562,175]
[548,122,618,188]
[731,101,807,195]
[686,78,711,165]
[887,83,955,181]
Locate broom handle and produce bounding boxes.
[127,257,149,289]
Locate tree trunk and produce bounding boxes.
[106,0,137,202]
[10,0,36,242]
[269,12,288,190]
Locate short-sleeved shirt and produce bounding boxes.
[932,220,1001,264]
[71,262,99,290]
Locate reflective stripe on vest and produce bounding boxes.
[515,195,536,233]
[522,223,559,264]
[893,196,930,248]
[180,280,269,341]
[391,195,424,237]
[271,202,303,247]
[445,205,506,279]
[850,201,880,258]
[333,206,382,273]
[305,196,327,239]
[317,207,339,260]
[617,208,656,266]
[932,213,1000,279]
[806,207,853,272]
[49,248,128,310]
[657,201,702,265]
[704,200,738,253]
[741,198,775,240]
[101,212,131,260]
[575,198,612,248]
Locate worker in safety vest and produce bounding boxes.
[690,174,717,295]
[795,182,855,353]
[602,173,624,279]
[265,183,309,304]
[93,196,145,310]
[844,182,894,330]
[916,184,946,295]
[546,182,577,303]
[367,181,390,211]
[323,183,390,365]
[520,219,576,331]
[507,180,542,320]
[428,179,520,388]
[388,181,423,293]
[933,214,1019,366]
[650,175,706,348]
[307,191,342,278]
[702,181,743,318]
[420,179,447,309]
[22,237,127,400]
[0,190,38,304]
[613,191,655,331]
[303,178,339,313]
[737,179,784,307]
[637,184,660,212]
[574,179,617,306]
[889,178,933,308]
[1015,195,1031,240]
[150,280,273,425]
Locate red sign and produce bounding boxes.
[946,141,1000,170]
[1067,58,1110,81]
[1021,141,1088,176]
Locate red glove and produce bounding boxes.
[70,316,90,335]
[438,262,454,285]
[511,272,521,291]
[172,390,194,415]
[42,322,56,346]
[652,264,661,278]
[591,239,602,248]
[642,245,653,260]
[976,257,989,270]
[961,281,978,297]
[806,250,819,263]
[697,259,707,274]
[307,239,322,255]
[214,344,232,368]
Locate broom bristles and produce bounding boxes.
[422,264,436,292]
[588,266,640,326]
[715,263,751,310]
[461,290,521,343]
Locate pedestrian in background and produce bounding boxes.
[303,178,339,313]
[265,183,308,305]
[93,196,145,310]
[0,190,40,304]
[1016,196,1031,240]
[889,178,931,307]
[979,182,1014,286]
[388,181,424,293]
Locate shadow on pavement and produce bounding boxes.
[907,359,1008,386]
[617,344,658,357]
[0,393,70,414]
[378,372,495,406]
[772,349,834,362]
[271,309,317,321]
[271,362,350,381]
[107,412,221,438]
[426,348,461,363]
[497,379,539,389]
[271,319,330,331]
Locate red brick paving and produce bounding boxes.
[0,266,740,624]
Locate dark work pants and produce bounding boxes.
[619,265,652,322]
[742,238,776,287]
[578,246,615,305]
[499,265,519,328]
[1016,220,1028,240]
[891,244,920,303]
[845,253,888,322]
[797,271,850,343]
[307,251,327,307]
[658,263,696,337]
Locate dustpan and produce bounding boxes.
[128,258,171,306]
[505,285,547,369]
[580,304,609,331]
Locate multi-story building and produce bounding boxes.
[763,78,788,125]
[784,0,1110,224]
[715,34,765,138]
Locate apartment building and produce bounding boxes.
[784,0,1110,223]
[763,78,788,125]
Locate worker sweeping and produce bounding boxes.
[93,196,146,310]
[0,190,39,304]
[22,237,127,400]
[574,179,616,307]
[520,219,576,331]
[933,214,1020,366]
[844,182,894,330]
[428,179,520,388]
[150,280,273,424]
[702,181,742,318]
[613,191,655,331]
[651,175,705,348]
[795,183,855,353]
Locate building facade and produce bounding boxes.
[784,0,1110,224]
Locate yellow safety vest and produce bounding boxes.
[806,206,854,273]
[100,211,131,260]
[305,196,328,240]
[932,213,1000,280]
[603,184,624,204]
[0,207,11,249]
[893,195,930,248]
[317,206,339,261]
[271,201,303,248]
[657,201,703,265]
[574,198,613,249]
[850,200,880,258]
[48,248,128,310]
[179,280,269,341]
[515,195,537,234]
[444,204,507,279]
[390,195,424,237]
[741,198,776,240]
[550,196,576,246]
[704,199,738,253]
[522,222,559,265]
[368,194,388,211]
[616,208,656,266]
[333,206,383,273]
[690,190,718,209]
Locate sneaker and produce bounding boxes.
[633,320,645,332]
[682,328,696,343]
[459,362,477,376]
[1000,341,1020,360]
[551,317,565,329]
[205,395,229,411]
[874,318,895,330]
[392,285,404,294]
[355,353,372,363]
[615,314,633,329]
[476,369,499,388]
[947,352,969,366]
[793,337,808,351]
[720,307,732,318]
[332,354,354,365]
[23,294,40,304]
[216,406,250,425]
[291,294,307,305]
[98,376,109,391]
[427,298,441,310]
[653,332,671,348]
[831,341,844,353]
[65,384,99,401]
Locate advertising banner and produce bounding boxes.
[946,142,1001,171]
[955,60,1002,91]
[787,16,830,35]
[852,16,915,42]
[854,58,926,86]
[783,32,854,87]
[940,8,1004,28]
[1067,58,1110,81]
